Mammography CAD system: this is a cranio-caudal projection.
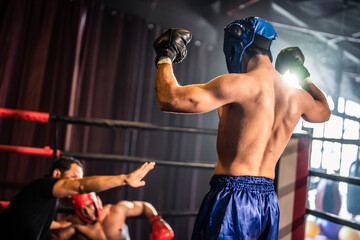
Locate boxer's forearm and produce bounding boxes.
[301,77,331,121]
[142,202,158,219]
[78,175,128,193]
[50,220,72,230]
[53,175,127,197]
[155,64,180,111]
[53,162,155,198]
[302,77,328,104]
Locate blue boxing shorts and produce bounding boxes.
[191,175,279,240]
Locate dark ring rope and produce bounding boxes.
[49,115,218,135]
[61,151,216,169]
[56,205,360,229]
[311,137,360,145]
[309,170,360,186]
[50,116,314,140]
[0,108,309,137]
[306,209,360,230]
[0,144,216,169]
[56,207,198,218]
[3,108,359,145]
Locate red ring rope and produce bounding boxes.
[0,108,49,122]
[0,145,60,157]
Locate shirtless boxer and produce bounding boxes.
[153,16,331,239]
[49,192,174,240]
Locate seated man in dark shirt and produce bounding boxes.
[0,156,155,240]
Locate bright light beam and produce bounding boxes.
[283,70,301,89]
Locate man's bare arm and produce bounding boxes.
[49,220,72,230]
[275,47,331,123]
[156,64,244,113]
[48,220,75,240]
[52,162,155,198]
[301,77,331,123]
[113,201,158,218]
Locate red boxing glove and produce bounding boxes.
[149,216,174,240]
[0,201,10,211]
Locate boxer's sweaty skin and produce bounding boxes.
[156,54,330,179]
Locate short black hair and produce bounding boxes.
[50,156,83,175]
[245,34,272,60]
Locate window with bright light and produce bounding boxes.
[305,97,360,223]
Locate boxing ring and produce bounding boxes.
[1,107,360,239]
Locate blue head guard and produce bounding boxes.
[223,17,278,73]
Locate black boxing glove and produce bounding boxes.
[290,64,310,81]
[275,47,305,74]
[275,47,310,87]
[153,28,192,67]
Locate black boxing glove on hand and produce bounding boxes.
[290,64,310,89]
[275,47,305,75]
[275,47,311,89]
[153,28,192,67]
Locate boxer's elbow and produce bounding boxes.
[323,107,331,121]
[157,97,179,112]
[319,102,331,122]
[157,101,169,111]
[53,179,85,198]
[156,88,199,113]
[156,91,180,112]
[302,107,331,123]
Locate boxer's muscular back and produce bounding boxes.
[214,68,304,179]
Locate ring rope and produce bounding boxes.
[56,207,198,218]
[50,115,218,135]
[2,203,198,218]
[310,137,360,145]
[62,151,216,169]
[0,108,308,138]
[0,108,218,135]
[4,108,360,145]
[309,170,360,186]
[0,144,216,169]
[4,200,360,228]
[0,145,60,157]
[0,108,49,122]
[306,209,360,230]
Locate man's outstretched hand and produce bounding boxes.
[124,162,155,187]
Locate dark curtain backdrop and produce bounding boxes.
[0,0,219,239]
